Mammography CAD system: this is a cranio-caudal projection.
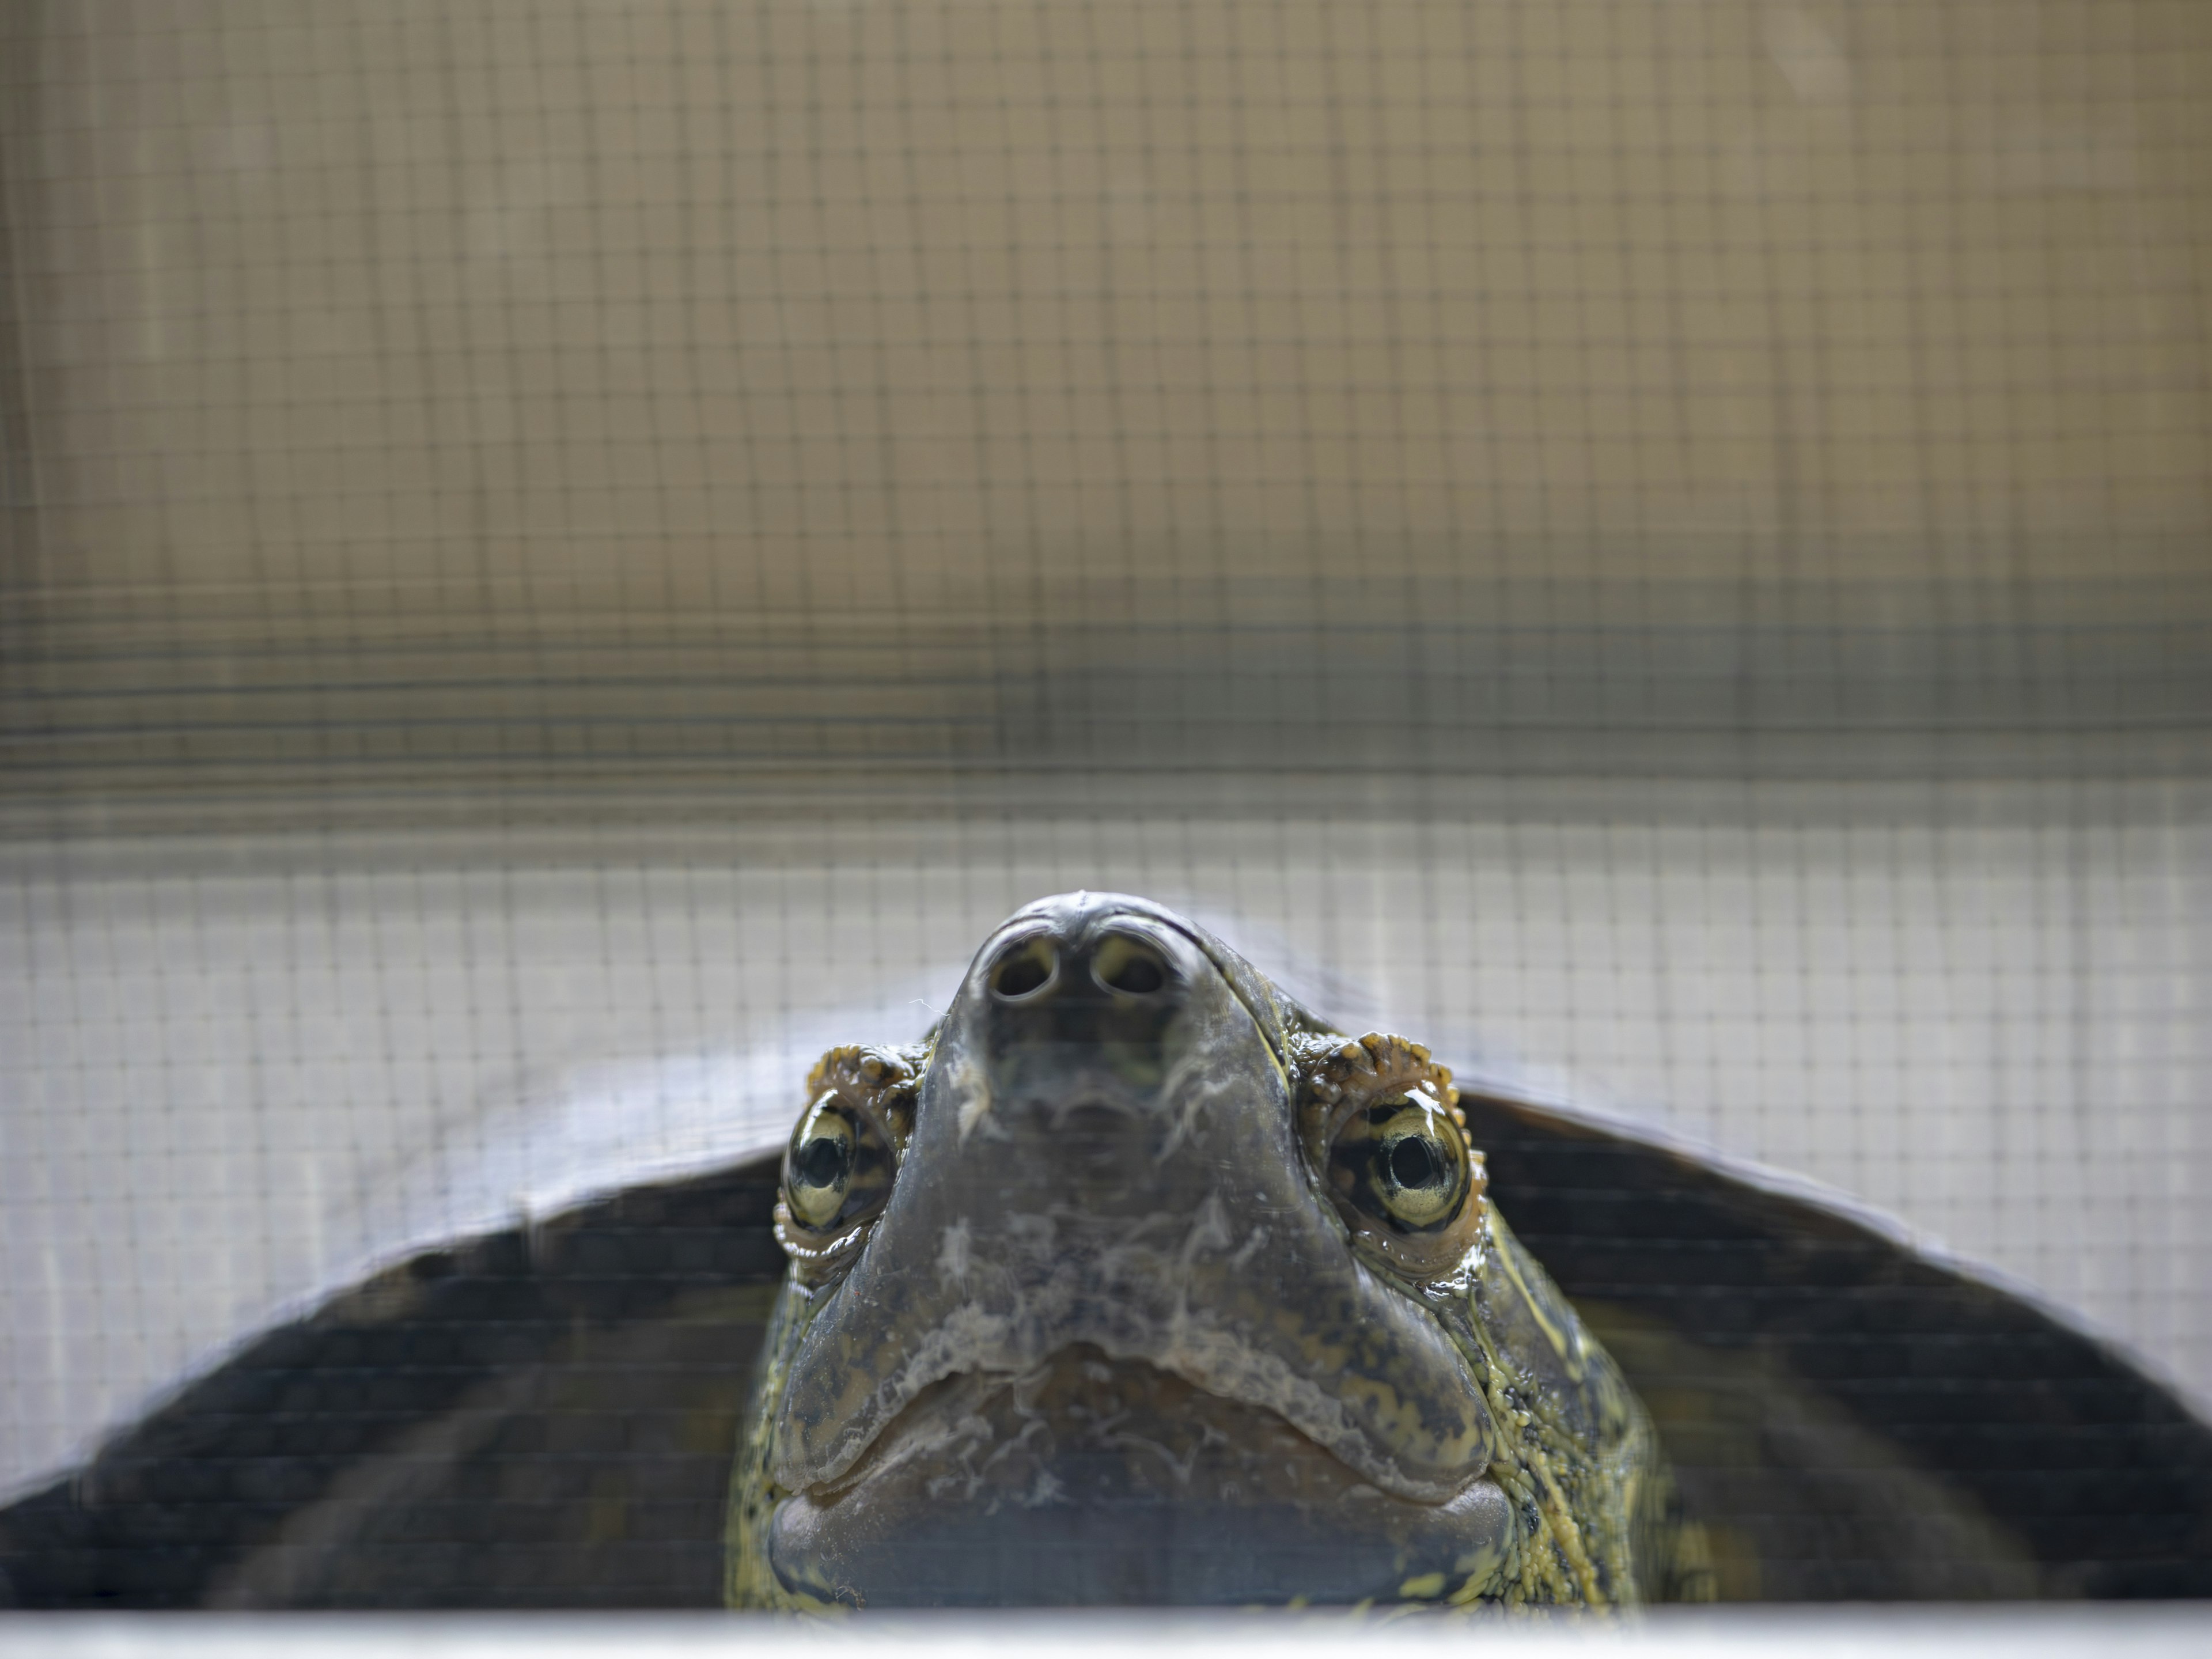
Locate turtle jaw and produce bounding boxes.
[765,1347,1514,1608]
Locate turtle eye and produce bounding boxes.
[781,1091,896,1241]
[1328,1092,1474,1239]
[1296,1032,1490,1280]
[1370,1104,1463,1227]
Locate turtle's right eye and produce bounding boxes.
[1325,1092,1476,1241]
[787,1104,858,1228]
[1293,1031,1488,1282]
[779,1092,897,1244]
[773,1044,919,1281]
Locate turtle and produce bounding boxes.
[4,892,2210,1607]
[725,892,1699,1608]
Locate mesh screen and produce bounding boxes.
[2,0,2208,1506]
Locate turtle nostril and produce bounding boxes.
[1093,934,1168,997]
[1106,954,1164,995]
[998,956,1049,997]
[989,938,1058,1001]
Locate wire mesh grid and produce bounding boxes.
[1,0,2208,1531]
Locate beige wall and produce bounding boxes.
[3,1,2208,804]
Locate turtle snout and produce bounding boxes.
[978,923,1186,1057]
[984,926,1177,1006]
[964,911,1199,1125]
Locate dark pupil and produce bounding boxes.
[1388,1135,1444,1192]
[794,1133,851,1192]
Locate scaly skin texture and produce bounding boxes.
[1290,1029,1688,1606]
[726,902,1708,1609]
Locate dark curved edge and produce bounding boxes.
[1460,1092,2212,1599]
[0,1153,787,1608]
[9,1100,2211,1605]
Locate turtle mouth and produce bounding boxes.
[766,1346,1512,1608]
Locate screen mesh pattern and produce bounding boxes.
[1,0,2208,1597]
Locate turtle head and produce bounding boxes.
[728,892,1514,1607]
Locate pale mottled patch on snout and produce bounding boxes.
[936,1218,971,1289]
[950,1053,993,1141]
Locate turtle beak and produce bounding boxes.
[757,892,1506,1606]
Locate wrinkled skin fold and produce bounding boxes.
[726,893,1703,1608]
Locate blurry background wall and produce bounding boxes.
[2,0,2207,1493]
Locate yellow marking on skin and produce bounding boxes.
[1447,1527,1512,1604]
[1523,1431,1603,1602]
[1491,1207,1584,1381]
[1331,1367,1491,1474]
[1399,1572,1447,1600]
[1450,1271,1640,1608]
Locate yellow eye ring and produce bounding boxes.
[786,1099,859,1230]
[1294,1032,1488,1281]
[774,1044,919,1278]
[1324,1090,1472,1236]
[1369,1103,1464,1228]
